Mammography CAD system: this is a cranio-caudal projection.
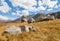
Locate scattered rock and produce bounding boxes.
[3,25,22,35]
[3,25,38,35]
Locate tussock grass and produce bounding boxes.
[0,19,60,41]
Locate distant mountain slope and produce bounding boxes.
[32,14,46,21]
[3,11,60,23]
[32,11,60,21]
[50,11,60,19]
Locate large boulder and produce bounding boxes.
[3,25,22,35]
[27,26,38,31]
[46,14,55,20]
[34,14,55,21]
[50,12,60,19]
[19,25,38,32]
[19,25,30,32]
[28,17,35,23]
[21,15,28,22]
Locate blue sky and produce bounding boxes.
[0,0,60,20]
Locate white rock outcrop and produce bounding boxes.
[4,25,22,35]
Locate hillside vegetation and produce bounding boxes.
[0,19,60,41]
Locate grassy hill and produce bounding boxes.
[0,19,60,41]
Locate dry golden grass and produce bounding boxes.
[0,19,60,41]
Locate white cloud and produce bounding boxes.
[9,0,37,16]
[9,0,36,9]
[12,12,22,16]
[38,1,43,6]
[28,7,37,12]
[12,10,29,16]
[58,4,60,7]
[16,10,21,15]
[37,6,47,10]
[42,0,58,8]
[0,0,11,13]
[12,12,16,16]
[21,10,29,16]
[0,15,9,20]
[38,0,58,11]
[12,10,21,16]
[9,0,58,16]
[54,5,58,8]
[47,9,53,11]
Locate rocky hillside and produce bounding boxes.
[0,19,60,41]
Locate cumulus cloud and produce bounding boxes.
[12,10,29,16]
[54,5,58,8]
[21,10,29,16]
[16,10,21,15]
[9,0,36,9]
[0,0,11,13]
[42,0,58,8]
[37,6,47,10]
[28,7,37,12]
[58,4,60,7]
[10,0,58,16]
[12,10,21,16]
[9,0,48,12]
[12,12,16,16]
[38,0,58,11]
[9,0,37,15]
[38,1,43,6]
[47,9,53,11]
